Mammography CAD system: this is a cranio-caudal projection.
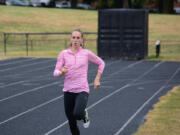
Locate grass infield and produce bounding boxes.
[0,5,180,61]
[134,86,180,135]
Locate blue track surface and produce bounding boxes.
[0,58,180,135]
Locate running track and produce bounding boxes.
[0,58,180,135]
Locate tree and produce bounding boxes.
[111,0,143,8]
[123,0,129,8]
[96,0,109,8]
[71,0,77,8]
[113,0,123,8]
[84,0,94,4]
[131,0,144,8]
[112,0,130,8]
[145,0,174,13]
[157,0,174,13]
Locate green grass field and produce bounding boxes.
[0,5,180,60]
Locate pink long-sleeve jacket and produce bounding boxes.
[54,46,105,93]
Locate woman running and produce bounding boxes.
[53,29,105,135]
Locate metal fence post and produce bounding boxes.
[64,39,67,49]
[4,33,6,56]
[155,40,161,58]
[83,38,85,48]
[30,40,33,51]
[25,34,29,56]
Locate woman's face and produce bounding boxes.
[71,31,83,49]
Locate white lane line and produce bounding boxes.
[0,58,39,66]
[0,61,137,124]
[130,80,165,87]
[103,60,122,66]
[45,61,165,135]
[0,59,55,72]
[0,81,25,88]
[88,62,164,110]
[44,121,68,135]
[0,73,53,89]
[0,59,121,87]
[44,88,132,134]
[0,83,5,86]
[90,61,143,81]
[107,60,143,77]
[88,61,143,86]
[0,61,141,130]
[114,66,180,135]
[0,95,64,125]
[0,61,123,126]
[0,61,141,127]
[129,62,165,85]
[87,60,122,74]
[0,82,59,102]
[44,86,130,134]
[87,84,129,110]
[3,65,54,78]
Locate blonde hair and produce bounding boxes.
[72,29,84,38]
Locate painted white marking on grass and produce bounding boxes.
[0,95,64,125]
[0,82,59,102]
[0,58,38,66]
[0,59,55,72]
[45,61,164,135]
[113,66,180,135]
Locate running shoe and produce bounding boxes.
[83,109,90,128]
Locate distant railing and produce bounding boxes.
[0,32,179,58]
[2,32,97,56]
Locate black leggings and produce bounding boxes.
[64,92,89,135]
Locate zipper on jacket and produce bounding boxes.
[75,55,76,65]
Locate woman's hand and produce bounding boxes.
[94,72,102,89]
[94,79,101,89]
[60,66,68,76]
